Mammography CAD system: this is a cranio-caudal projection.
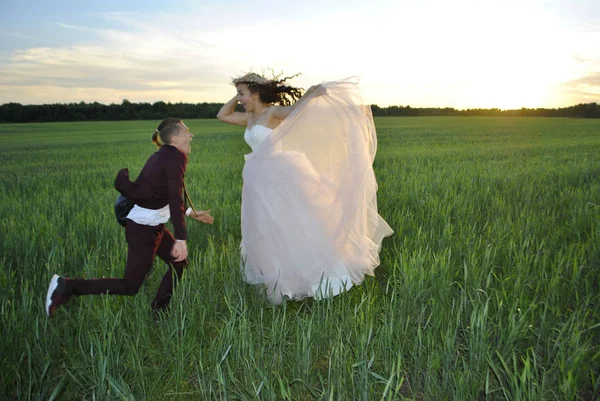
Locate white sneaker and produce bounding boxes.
[45,274,67,317]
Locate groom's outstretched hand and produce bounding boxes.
[190,210,214,225]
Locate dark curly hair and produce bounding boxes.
[232,72,303,106]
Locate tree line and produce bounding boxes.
[0,100,598,123]
[370,103,600,118]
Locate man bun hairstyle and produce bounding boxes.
[151,118,183,148]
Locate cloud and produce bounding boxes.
[567,72,600,87]
[0,32,38,40]
[560,72,600,105]
[559,52,600,102]
[0,84,225,105]
[0,10,371,104]
[0,16,239,104]
[56,23,94,32]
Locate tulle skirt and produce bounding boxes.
[241,78,393,304]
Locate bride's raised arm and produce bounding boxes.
[217,95,249,126]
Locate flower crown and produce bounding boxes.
[231,72,274,86]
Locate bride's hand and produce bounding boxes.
[190,210,214,224]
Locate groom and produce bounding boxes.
[45,118,213,317]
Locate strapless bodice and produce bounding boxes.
[244,124,273,152]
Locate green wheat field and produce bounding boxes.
[1,117,599,400]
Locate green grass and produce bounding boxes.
[1,117,599,400]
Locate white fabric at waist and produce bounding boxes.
[127,204,170,226]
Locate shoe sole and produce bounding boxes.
[45,274,59,317]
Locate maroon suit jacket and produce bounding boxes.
[115,145,188,240]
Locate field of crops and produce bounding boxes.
[1,116,599,400]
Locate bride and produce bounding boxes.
[217,72,393,304]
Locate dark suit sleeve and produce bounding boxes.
[114,166,154,203]
[114,168,132,194]
[166,153,188,240]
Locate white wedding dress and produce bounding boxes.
[240,78,393,304]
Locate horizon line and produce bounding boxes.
[2,100,599,112]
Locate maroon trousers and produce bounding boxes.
[65,219,188,310]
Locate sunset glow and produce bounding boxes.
[0,0,598,109]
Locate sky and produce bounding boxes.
[0,0,598,109]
